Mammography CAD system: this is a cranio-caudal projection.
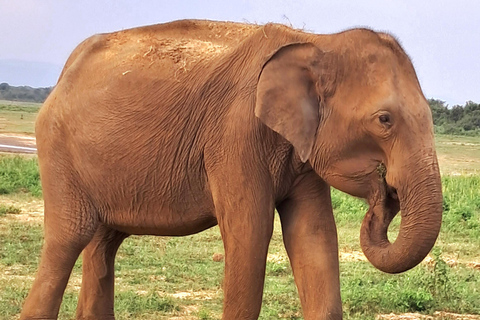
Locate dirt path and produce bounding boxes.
[0,133,37,154]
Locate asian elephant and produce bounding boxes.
[21,20,442,320]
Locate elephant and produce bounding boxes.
[21,19,442,320]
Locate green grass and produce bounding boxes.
[0,210,478,319]
[0,102,41,114]
[0,156,41,196]
[0,101,40,135]
[0,136,479,319]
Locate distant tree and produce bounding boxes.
[0,83,53,102]
[428,99,449,126]
[458,110,480,131]
[429,99,480,135]
[464,101,480,113]
[449,105,464,122]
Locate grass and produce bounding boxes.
[0,101,478,319]
[435,135,480,175]
[0,100,41,135]
[0,154,478,319]
[0,204,21,216]
[0,156,42,196]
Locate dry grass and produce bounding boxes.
[436,135,480,175]
[377,312,480,320]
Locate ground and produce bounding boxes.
[0,101,479,319]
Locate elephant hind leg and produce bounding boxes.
[20,190,99,320]
[76,225,129,320]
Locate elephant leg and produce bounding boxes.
[20,197,97,320]
[210,176,275,319]
[277,172,342,320]
[76,225,128,320]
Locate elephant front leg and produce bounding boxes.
[76,225,128,320]
[277,172,342,320]
[211,179,275,319]
[218,209,274,319]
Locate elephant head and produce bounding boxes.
[256,29,442,273]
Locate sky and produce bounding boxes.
[0,0,478,106]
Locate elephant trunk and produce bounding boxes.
[360,154,443,274]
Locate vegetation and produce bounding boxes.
[0,102,41,114]
[0,146,479,319]
[0,204,21,216]
[0,83,52,103]
[0,156,42,196]
[429,99,480,135]
[0,100,40,135]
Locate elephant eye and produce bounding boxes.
[379,114,391,126]
[379,114,390,124]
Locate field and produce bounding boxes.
[0,100,40,136]
[0,103,479,319]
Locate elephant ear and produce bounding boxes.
[255,43,323,163]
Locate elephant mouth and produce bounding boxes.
[372,163,399,218]
[387,185,398,201]
[362,178,401,248]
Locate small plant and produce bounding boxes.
[432,249,451,298]
[0,204,21,216]
[399,289,433,312]
[197,308,212,320]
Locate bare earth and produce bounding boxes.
[0,134,37,154]
[377,312,480,320]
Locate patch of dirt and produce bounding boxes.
[0,133,37,147]
[134,289,219,301]
[0,265,35,281]
[443,142,480,147]
[339,250,480,271]
[267,252,288,264]
[436,154,480,176]
[377,312,480,319]
[212,252,224,262]
[340,250,368,262]
[167,290,219,300]
[1,198,44,223]
[423,254,480,270]
[169,304,199,319]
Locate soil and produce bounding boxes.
[377,312,480,319]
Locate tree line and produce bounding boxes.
[429,99,480,135]
[0,83,52,103]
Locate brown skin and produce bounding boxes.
[21,20,442,320]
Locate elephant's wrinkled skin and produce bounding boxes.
[21,20,442,320]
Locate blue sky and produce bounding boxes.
[1,0,478,106]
